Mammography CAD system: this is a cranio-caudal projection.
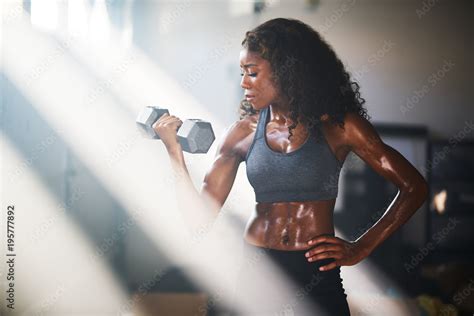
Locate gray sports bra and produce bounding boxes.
[245,106,343,203]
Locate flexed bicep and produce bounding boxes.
[200,121,246,211]
[344,113,428,192]
[201,153,241,210]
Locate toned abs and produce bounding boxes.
[234,111,349,251]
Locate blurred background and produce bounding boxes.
[1,0,473,315]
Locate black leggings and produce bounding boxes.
[231,241,351,316]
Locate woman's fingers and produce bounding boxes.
[307,235,343,246]
[307,250,343,262]
[151,113,183,148]
[304,236,348,271]
[305,244,342,258]
[319,260,341,271]
[158,114,177,124]
[304,237,370,271]
[155,115,182,128]
[305,246,344,271]
[156,112,170,122]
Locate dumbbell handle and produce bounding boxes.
[135,106,170,139]
[136,106,215,153]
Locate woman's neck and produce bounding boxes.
[268,103,300,126]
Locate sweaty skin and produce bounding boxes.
[235,48,348,250]
[235,110,343,251]
[155,48,428,269]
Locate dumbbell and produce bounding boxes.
[136,106,215,153]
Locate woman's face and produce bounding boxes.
[239,48,280,110]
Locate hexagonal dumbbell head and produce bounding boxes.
[136,106,169,139]
[177,119,215,153]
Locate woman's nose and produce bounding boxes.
[240,74,251,89]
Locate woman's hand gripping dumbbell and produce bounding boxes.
[136,106,215,153]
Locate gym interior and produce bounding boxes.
[1,0,473,315]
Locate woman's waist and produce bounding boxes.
[243,224,335,251]
[255,198,336,214]
[244,200,335,250]
[254,201,333,226]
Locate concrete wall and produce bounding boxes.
[131,0,473,139]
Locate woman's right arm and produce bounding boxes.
[200,120,245,213]
[155,114,245,235]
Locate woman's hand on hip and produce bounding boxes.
[304,235,371,271]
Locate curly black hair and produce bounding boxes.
[239,18,370,142]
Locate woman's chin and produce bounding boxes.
[248,99,269,111]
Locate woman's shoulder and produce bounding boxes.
[218,112,261,158]
[238,112,262,140]
[232,111,261,135]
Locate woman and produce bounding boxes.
[154,18,428,316]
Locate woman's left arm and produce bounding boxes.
[305,113,429,270]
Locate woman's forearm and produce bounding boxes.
[167,144,190,178]
[354,182,428,255]
[166,144,219,239]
